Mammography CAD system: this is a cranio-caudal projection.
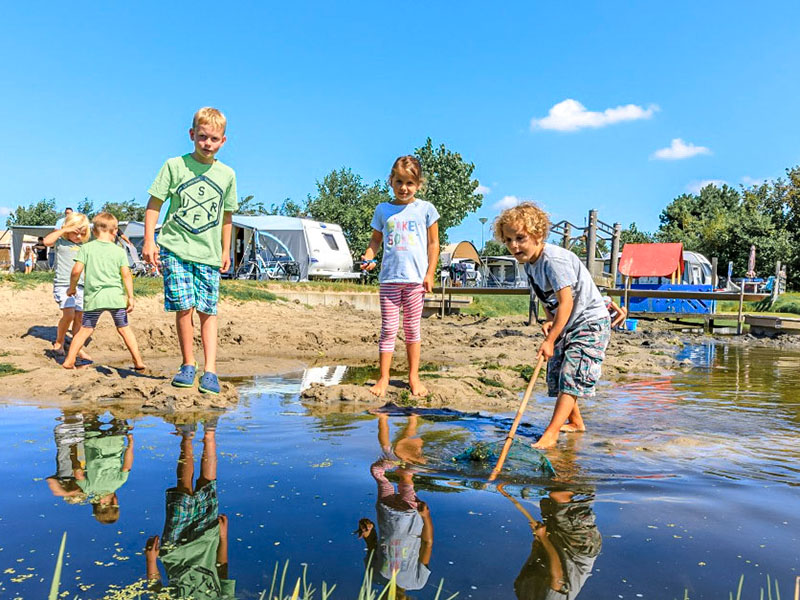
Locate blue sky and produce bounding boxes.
[2,1,799,248]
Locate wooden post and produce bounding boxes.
[586,209,598,277]
[624,276,630,315]
[711,256,718,288]
[772,260,781,305]
[737,280,745,335]
[610,222,621,285]
[440,272,446,318]
[561,223,571,249]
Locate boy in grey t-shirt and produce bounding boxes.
[494,203,610,449]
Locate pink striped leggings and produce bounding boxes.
[379,283,425,353]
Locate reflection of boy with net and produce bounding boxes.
[505,485,602,600]
[356,414,433,593]
[145,420,235,599]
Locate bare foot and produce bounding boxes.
[408,377,428,397]
[62,362,75,370]
[132,363,147,371]
[559,424,586,433]
[77,349,92,361]
[369,378,390,397]
[532,432,559,449]
[52,343,66,356]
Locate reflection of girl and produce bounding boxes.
[356,414,433,593]
[508,487,602,600]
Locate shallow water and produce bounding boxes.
[1,343,799,599]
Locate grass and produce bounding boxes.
[0,363,25,377]
[460,294,529,317]
[46,532,458,600]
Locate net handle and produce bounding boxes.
[488,354,546,482]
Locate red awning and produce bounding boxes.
[619,243,684,278]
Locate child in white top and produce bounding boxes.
[43,212,92,359]
[361,156,440,398]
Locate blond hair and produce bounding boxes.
[389,155,425,188]
[493,202,551,242]
[62,212,91,243]
[92,212,119,234]
[192,107,227,132]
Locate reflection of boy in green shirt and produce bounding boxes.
[47,413,134,524]
[145,422,235,599]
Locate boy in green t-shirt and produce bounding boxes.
[62,212,146,370]
[142,107,238,395]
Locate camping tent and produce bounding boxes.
[9,225,55,272]
[230,215,359,281]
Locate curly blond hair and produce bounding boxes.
[493,202,550,243]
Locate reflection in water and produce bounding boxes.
[501,485,601,600]
[145,419,235,599]
[357,414,434,594]
[45,411,133,524]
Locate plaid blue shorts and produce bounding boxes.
[162,480,218,547]
[547,317,611,398]
[160,249,220,315]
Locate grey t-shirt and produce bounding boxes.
[53,238,84,287]
[375,503,431,591]
[524,244,607,334]
[370,200,440,284]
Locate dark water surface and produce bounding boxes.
[1,344,798,599]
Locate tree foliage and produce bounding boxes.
[237,195,270,216]
[305,168,391,259]
[620,222,656,245]
[654,177,795,280]
[482,240,508,256]
[5,198,60,227]
[100,199,145,221]
[414,138,483,245]
[269,198,305,217]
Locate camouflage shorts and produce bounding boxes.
[547,318,611,398]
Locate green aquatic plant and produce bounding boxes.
[677,574,785,600]
[477,376,504,388]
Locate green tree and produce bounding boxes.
[269,198,305,217]
[305,168,391,259]
[620,222,655,245]
[76,198,96,219]
[6,198,60,227]
[238,194,269,215]
[100,199,146,221]
[482,240,508,256]
[414,138,483,244]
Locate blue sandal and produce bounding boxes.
[172,364,197,388]
[198,372,220,395]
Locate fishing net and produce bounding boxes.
[452,438,556,478]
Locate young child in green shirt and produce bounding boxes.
[142,107,238,395]
[62,212,145,370]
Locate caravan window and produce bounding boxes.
[322,233,340,251]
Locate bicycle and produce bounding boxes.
[235,232,301,282]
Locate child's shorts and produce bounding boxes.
[82,308,129,328]
[24,259,32,268]
[160,248,220,315]
[547,317,611,398]
[162,480,218,547]
[53,285,84,311]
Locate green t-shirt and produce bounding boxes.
[53,238,84,287]
[148,154,238,268]
[75,240,128,311]
[161,524,236,599]
[75,434,130,499]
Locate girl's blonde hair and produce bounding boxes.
[62,212,91,243]
[389,155,425,188]
[493,202,551,242]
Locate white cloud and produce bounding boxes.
[0,206,11,216]
[493,195,522,210]
[741,175,770,187]
[687,179,726,194]
[652,138,711,160]
[476,184,491,195]
[530,99,658,132]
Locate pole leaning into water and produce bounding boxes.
[489,354,547,482]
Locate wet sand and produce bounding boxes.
[1,283,794,413]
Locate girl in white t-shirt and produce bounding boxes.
[361,156,440,398]
[43,212,92,359]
